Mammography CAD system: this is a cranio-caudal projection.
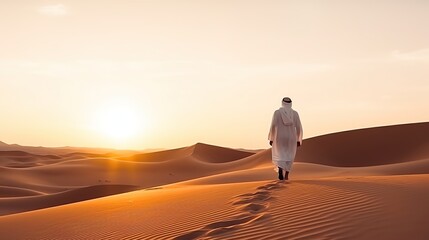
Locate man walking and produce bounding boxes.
[268,97,303,180]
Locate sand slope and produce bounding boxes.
[0,185,140,216]
[295,122,429,166]
[0,122,429,239]
[1,175,429,240]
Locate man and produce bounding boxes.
[268,97,303,180]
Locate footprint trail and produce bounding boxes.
[173,181,285,240]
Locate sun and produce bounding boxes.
[94,103,142,141]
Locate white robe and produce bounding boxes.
[268,104,303,172]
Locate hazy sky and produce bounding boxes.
[1,0,428,150]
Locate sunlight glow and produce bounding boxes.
[94,102,143,141]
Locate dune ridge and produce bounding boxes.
[0,141,141,156]
[295,122,429,166]
[0,185,140,216]
[125,142,254,163]
[0,186,45,198]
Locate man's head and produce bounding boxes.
[282,97,292,103]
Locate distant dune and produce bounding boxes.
[295,122,429,166]
[0,142,261,215]
[0,185,140,216]
[125,143,254,163]
[0,141,141,156]
[0,151,62,168]
[1,122,429,239]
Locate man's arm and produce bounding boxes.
[268,111,277,146]
[295,112,303,147]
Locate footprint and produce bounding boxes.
[235,192,255,198]
[252,193,272,201]
[240,202,269,213]
[231,191,271,205]
[257,181,285,191]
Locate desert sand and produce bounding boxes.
[0,122,428,239]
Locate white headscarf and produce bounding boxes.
[279,100,294,126]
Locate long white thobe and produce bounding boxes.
[268,109,303,172]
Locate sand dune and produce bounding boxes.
[0,143,261,215]
[0,186,44,198]
[124,142,254,163]
[0,185,140,216]
[0,141,141,156]
[191,143,255,163]
[295,122,429,166]
[178,157,429,186]
[0,122,429,239]
[0,151,62,168]
[0,143,259,195]
[1,175,429,239]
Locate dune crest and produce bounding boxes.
[296,122,429,166]
[125,142,254,163]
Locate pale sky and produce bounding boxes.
[1,0,428,150]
